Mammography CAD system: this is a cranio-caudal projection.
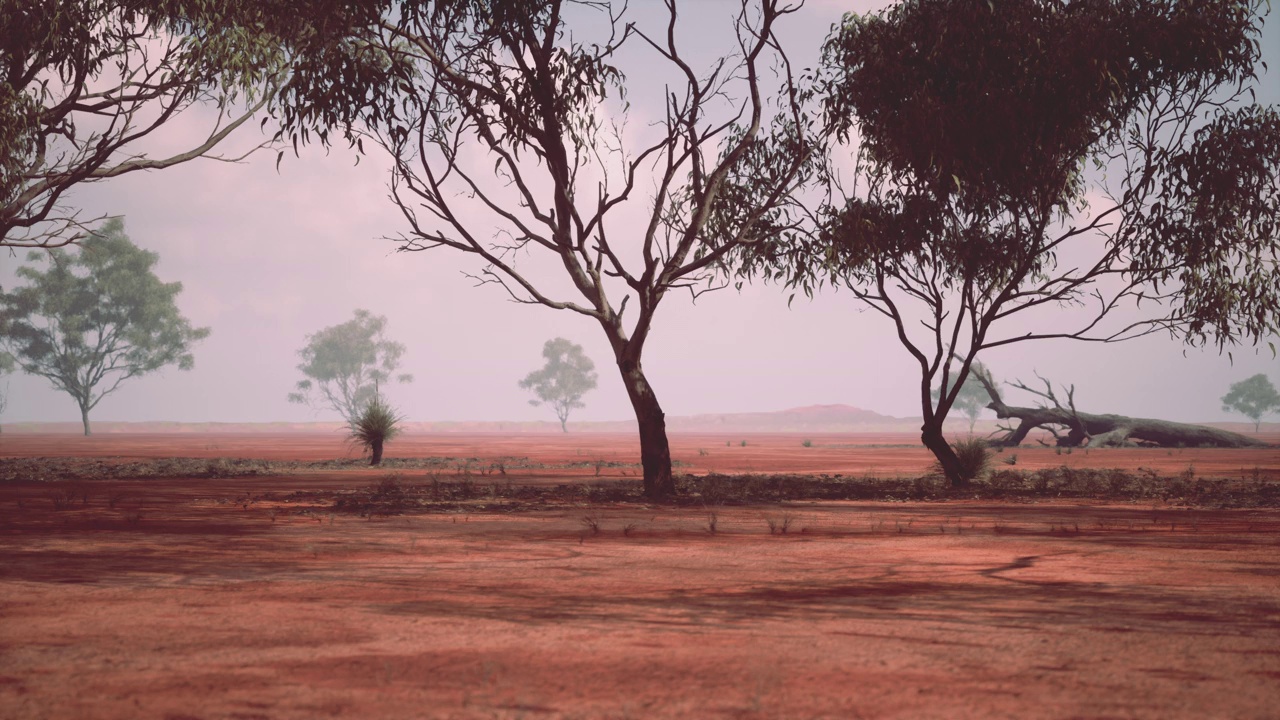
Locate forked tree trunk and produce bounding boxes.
[370,439,384,466]
[619,362,674,499]
[922,422,969,488]
[80,405,91,437]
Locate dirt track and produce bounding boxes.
[2,433,1279,719]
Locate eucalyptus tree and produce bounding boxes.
[736,0,1280,486]
[1221,374,1280,432]
[0,0,304,248]
[0,351,14,433]
[288,309,413,423]
[0,218,210,435]
[273,0,814,498]
[520,337,598,432]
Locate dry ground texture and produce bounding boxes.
[1,432,1278,719]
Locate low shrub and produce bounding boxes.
[950,437,991,481]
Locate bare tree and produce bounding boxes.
[275,0,812,498]
[1,1,280,248]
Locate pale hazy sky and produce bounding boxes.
[3,0,1279,426]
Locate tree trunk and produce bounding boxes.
[619,362,674,499]
[80,405,91,437]
[560,416,568,433]
[975,375,1270,448]
[370,439,383,466]
[922,422,969,488]
[991,408,1268,448]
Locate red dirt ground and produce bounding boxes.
[4,430,1279,478]
[2,433,1279,719]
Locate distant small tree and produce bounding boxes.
[0,351,14,434]
[1221,374,1280,432]
[288,309,412,423]
[0,218,210,435]
[347,392,402,465]
[932,362,992,432]
[520,338,598,433]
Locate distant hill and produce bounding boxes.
[667,404,906,432]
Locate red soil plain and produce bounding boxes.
[2,431,1279,719]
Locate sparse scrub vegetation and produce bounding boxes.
[765,514,794,535]
[47,484,89,510]
[6,454,1278,519]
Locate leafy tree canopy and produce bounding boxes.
[0,217,210,434]
[288,309,412,422]
[1221,373,1280,431]
[734,0,1280,486]
[0,0,389,247]
[520,337,598,432]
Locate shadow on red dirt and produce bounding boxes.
[1,433,1278,719]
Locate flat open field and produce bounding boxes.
[2,432,1279,719]
[4,429,1279,478]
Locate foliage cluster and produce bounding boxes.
[288,309,412,423]
[0,218,209,434]
[0,0,312,247]
[1221,374,1280,431]
[733,0,1280,486]
[520,338,598,432]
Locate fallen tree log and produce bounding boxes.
[969,367,1269,448]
